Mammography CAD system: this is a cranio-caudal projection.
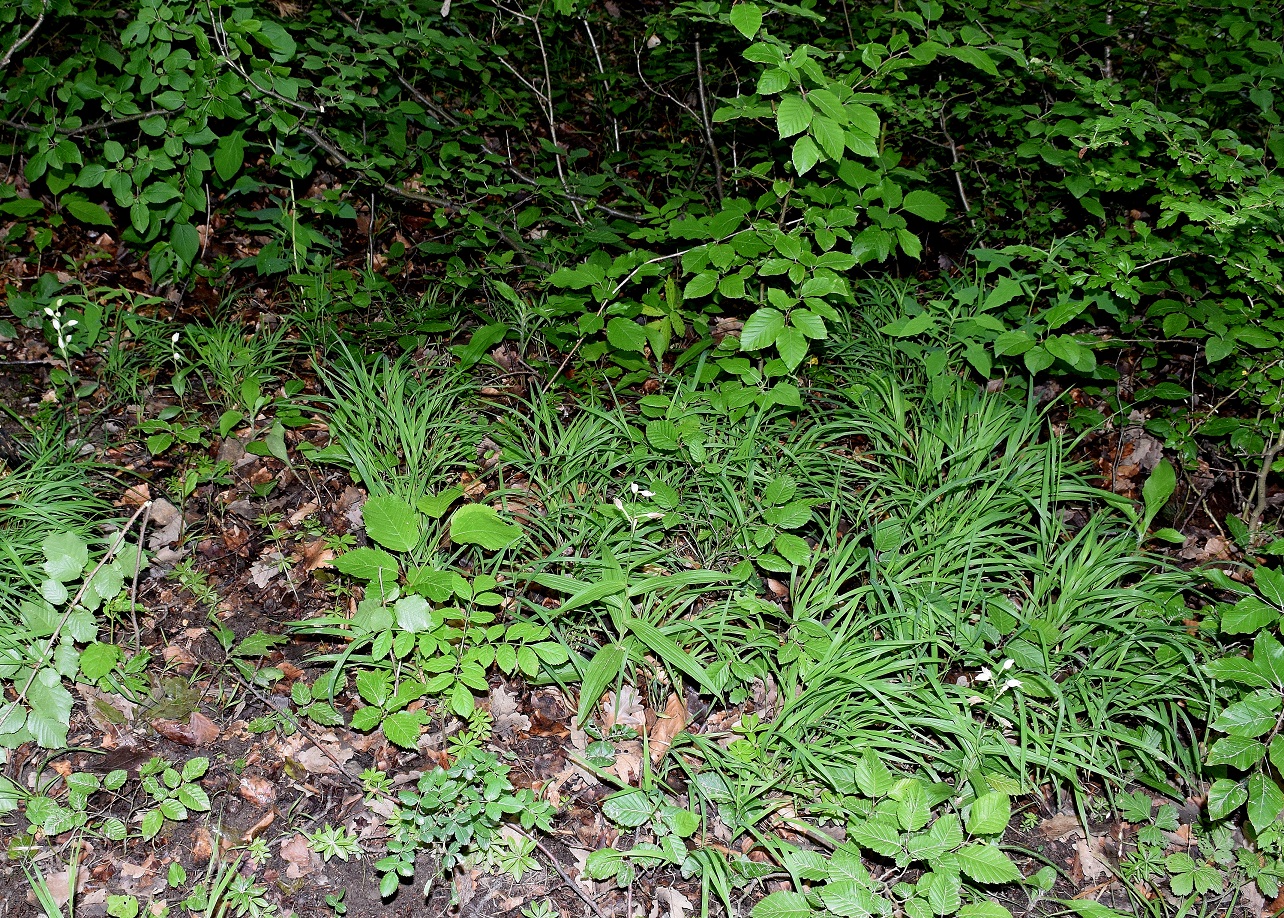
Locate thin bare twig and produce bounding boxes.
[939,108,973,225]
[694,39,724,205]
[0,1,49,74]
[583,19,619,155]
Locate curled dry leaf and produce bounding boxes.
[151,711,219,746]
[280,832,323,879]
[237,774,277,807]
[647,693,688,764]
[490,684,531,735]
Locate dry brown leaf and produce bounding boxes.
[612,740,644,784]
[287,502,319,527]
[280,832,322,879]
[654,887,695,918]
[1074,837,1110,882]
[151,711,219,746]
[237,774,277,807]
[297,539,335,572]
[291,738,355,776]
[1037,813,1083,841]
[191,826,216,864]
[604,686,646,731]
[491,684,531,735]
[647,693,688,764]
[120,483,151,507]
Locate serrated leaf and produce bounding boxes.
[903,190,947,222]
[646,419,681,451]
[776,95,813,139]
[740,307,786,351]
[382,710,423,749]
[753,890,810,918]
[43,531,88,582]
[607,316,649,352]
[449,503,522,551]
[65,198,114,227]
[603,788,654,827]
[773,533,811,566]
[729,3,763,39]
[362,495,420,553]
[956,843,1022,884]
[335,547,400,583]
[141,808,164,840]
[967,791,1011,835]
[1222,596,1280,634]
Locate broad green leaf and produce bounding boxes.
[43,531,88,582]
[65,198,114,227]
[26,669,73,748]
[79,642,121,680]
[449,504,522,551]
[812,115,846,161]
[362,495,420,553]
[895,779,931,831]
[1222,596,1280,634]
[776,95,813,139]
[959,904,1013,918]
[792,135,820,175]
[956,843,1022,884]
[214,131,246,181]
[684,271,719,299]
[1247,772,1284,832]
[740,307,786,351]
[1257,567,1284,608]
[773,533,810,566]
[1212,689,1280,737]
[821,880,883,917]
[903,190,948,222]
[394,595,435,632]
[1206,735,1266,769]
[606,316,649,352]
[1142,460,1176,525]
[967,791,1011,835]
[921,869,961,915]
[729,3,763,39]
[753,890,810,918]
[1206,778,1248,820]
[382,710,423,749]
[418,487,463,519]
[603,788,654,827]
[646,419,681,451]
[334,547,400,583]
[171,223,199,264]
[775,325,809,370]
[1254,630,1284,684]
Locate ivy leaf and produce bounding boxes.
[776,94,813,139]
[729,3,763,39]
[740,307,786,351]
[362,495,420,553]
[449,504,522,551]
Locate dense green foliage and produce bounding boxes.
[6,0,1284,915]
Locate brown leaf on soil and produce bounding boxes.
[287,502,319,527]
[297,538,334,571]
[191,826,216,864]
[1074,837,1111,882]
[491,684,531,735]
[604,687,646,731]
[280,832,323,879]
[151,711,219,746]
[237,774,277,807]
[36,863,88,908]
[647,693,688,764]
[1037,813,1083,841]
[120,483,151,507]
[162,644,198,674]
